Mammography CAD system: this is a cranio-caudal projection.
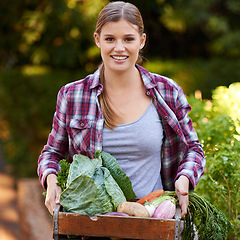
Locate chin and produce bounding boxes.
[108,62,135,73]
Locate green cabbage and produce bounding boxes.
[59,152,135,216]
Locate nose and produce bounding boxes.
[114,40,125,52]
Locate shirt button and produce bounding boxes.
[164,116,168,120]
[177,129,180,133]
[146,91,150,96]
[80,122,84,127]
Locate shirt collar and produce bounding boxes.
[136,64,157,89]
[89,64,157,90]
[89,68,102,90]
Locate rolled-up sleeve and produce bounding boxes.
[174,88,206,189]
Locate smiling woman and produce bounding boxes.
[94,19,146,75]
[37,1,206,222]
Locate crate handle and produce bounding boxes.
[174,206,181,240]
[53,204,61,240]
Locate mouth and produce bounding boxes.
[111,55,128,60]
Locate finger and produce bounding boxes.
[55,195,60,204]
[45,198,54,215]
[180,202,188,218]
[55,186,62,204]
[181,209,187,218]
[179,196,189,218]
[45,192,57,215]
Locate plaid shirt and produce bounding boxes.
[38,65,205,190]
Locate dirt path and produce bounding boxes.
[0,172,21,240]
[0,145,53,240]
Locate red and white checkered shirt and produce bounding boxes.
[37,65,205,190]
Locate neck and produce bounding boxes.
[103,65,141,91]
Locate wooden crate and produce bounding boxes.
[53,204,182,240]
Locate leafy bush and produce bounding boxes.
[188,84,240,239]
[212,82,240,136]
[0,66,86,177]
[144,58,240,99]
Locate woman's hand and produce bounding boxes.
[45,174,62,215]
[175,175,189,218]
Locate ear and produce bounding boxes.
[140,33,146,50]
[94,32,101,48]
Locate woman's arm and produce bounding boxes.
[174,87,206,189]
[37,86,68,189]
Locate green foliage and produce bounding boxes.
[0,66,86,177]
[156,0,240,58]
[144,58,240,99]
[0,0,107,69]
[57,159,70,192]
[2,0,240,70]
[188,84,240,239]
[60,153,127,215]
[212,83,240,135]
[185,193,231,240]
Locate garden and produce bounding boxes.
[0,0,240,238]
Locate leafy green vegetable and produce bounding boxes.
[92,168,113,213]
[99,151,136,200]
[67,154,97,184]
[57,159,71,191]
[58,151,133,216]
[60,174,102,216]
[101,167,126,209]
[163,191,232,240]
[186,192,232,240]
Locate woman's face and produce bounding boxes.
[94,19,146,73]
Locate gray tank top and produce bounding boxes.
[102,100,164,198]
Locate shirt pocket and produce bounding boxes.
[69,118,93,151]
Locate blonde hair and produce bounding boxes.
[96,1,145,129]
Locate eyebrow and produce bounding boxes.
[103,34,136,37]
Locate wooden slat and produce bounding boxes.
[57,212,176,240]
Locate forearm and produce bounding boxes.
[176,142,205,189]
[37,144,66,189]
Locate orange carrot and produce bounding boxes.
[136,189,165,205]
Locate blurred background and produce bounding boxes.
[0,0,239,239]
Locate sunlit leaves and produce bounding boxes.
[188,85,240,238]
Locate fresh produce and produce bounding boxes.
[56,159,71,191]
[163,191,232,240]
[60,174,103,216]
[99,151,136,200]
[57,151,136,216]
[56,153,232,240]
[103,212,129,217]
[152,199,176,219]
[144,194,176,217]
[136,189,165,205]
[117,202,150,218]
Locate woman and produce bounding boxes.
[38,1,205,218]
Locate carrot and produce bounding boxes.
[136,189,165,205]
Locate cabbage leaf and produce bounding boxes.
[100,151,136,200]
[59,151,133,216]
[60,174,102,216]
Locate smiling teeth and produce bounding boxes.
[112,56,127,60]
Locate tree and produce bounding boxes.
[0,0,108,69]
[156,0,240,58]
